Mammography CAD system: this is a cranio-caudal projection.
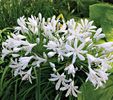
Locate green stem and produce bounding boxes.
[14,80,17,100]
[34,67,41,100]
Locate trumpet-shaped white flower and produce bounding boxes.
[86,67,109,89]
[97,42,113,49]
[13,47,22,52]
[64,64,78,77]
[2,33,27,49]
[27,15,38,33]
[12,34,26,40]
[21,68,35,84]
[67,18,76,29]
[97,42,113,53]
[87,54,101,66]
[22,43,37,55]
[101,59,112,71]
[3,38,21,49]
[66,39,87,63]
[10,59,23,76]
[78,19,96,34]
[49,73,68,90]
[19,56,33,70]
[60,81,81,97]
[43,16,57,36]
[45,39,66,61]
[15,16,28,33]
[32,55,47,67]
[93,28,105,41]
[2,48,12,59]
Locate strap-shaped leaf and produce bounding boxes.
[90,3,113,41]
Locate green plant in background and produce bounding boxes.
[78,74,113,100]
[90,3,113,41]
[0,0,56,29]
[0,0,105,29]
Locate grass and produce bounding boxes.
[0,0,105,29]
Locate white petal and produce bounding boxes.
[49,78,58,81]
[49,62,56,68]
[65,88,71,97]
[65,52,73,57]
[48,52,56,57]
[77,53,85,61]
[74,39,78,48]
[72,53,77,63]
[65,44,74,51]
[78,43,85,50]
[72,89,77,97]
[55,80,61,90]
[60,87,67,91]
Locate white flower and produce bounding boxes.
[97,42,113,53]
[32,55,47,67]
[15,16,28,33]
[2,38,20,49]
[64,64,78,77]
[2,34,27,49]
[19,56,33,70]
[97,42,113,49]
[45,40,65,61]
[67,18,76,29]
[45,41,58,51]
[43,16,57,36]
[12,34,26,40]
[67,25,85,42]
[66,39,87,63]
[13,47,22,52]
[78,19,96,33]
[27,15,38,33]
[60,81,81,97]
[10,59,22,76]
[22,43,37,55]
[86,67,109,89]
[21,68,34,84]
[2,48,12,59]
[101,59,111,71]
[87,54,101,66]
[49,73,68,90]
[87,54,96,64]
[93,28,105,41]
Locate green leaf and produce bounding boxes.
[78,75,113,100]
[89,3,113,41]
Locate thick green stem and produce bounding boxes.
[34,67,41,100]
[14,80,17,100]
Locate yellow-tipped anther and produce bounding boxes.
[57,14,64,20]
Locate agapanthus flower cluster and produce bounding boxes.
[1,13,113,97]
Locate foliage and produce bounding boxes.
[90,3,113,41]
[0,0,104,29]
[78,74,113,100]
